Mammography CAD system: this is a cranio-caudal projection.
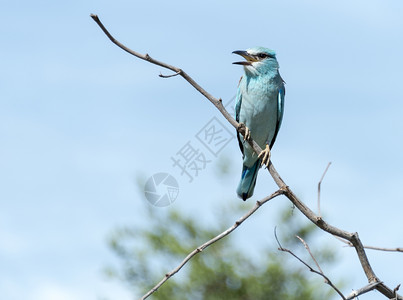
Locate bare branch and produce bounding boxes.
[140,189,284,300]
[276,230,346,299]
[317,162,331,217]
[346,282,383,300]
[90,14,179,73]
[91,15,403,300]
[90,14,268,160]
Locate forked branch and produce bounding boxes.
[275,229,346,299]
[91,14,402,300]
[141,190,284,300]
[345,282,383,300]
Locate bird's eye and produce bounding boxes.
[258,53,268,59]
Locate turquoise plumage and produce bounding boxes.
[233,47,285,200]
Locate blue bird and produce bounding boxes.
[233,47,285,200]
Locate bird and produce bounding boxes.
[233,47,285,200]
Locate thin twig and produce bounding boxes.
[394,284,402,300]
[363,246,403,252]
[159,70,181,78]
[296,235,324,274]
[91,15,403,300]
[140,189,284,300]
[336,237,403,252]
[276,229,346,299]
[317,162,331,217]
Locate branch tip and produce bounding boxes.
[159,70,181,78]
[317,161,331,217]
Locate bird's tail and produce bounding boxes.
[236,160,260,201]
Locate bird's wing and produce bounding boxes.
[270,86,285,148]
[235,77,244,155]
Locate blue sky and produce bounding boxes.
[1,0,403,299]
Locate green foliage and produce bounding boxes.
[106,202,338,299]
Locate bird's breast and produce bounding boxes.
[238,76,280,146]
[241,82,278,119]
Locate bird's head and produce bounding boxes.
[232,47,278,76]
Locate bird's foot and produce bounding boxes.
[238,122,251,141]
[258,144,271,168]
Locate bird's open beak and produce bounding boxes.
[232,50,257,65]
